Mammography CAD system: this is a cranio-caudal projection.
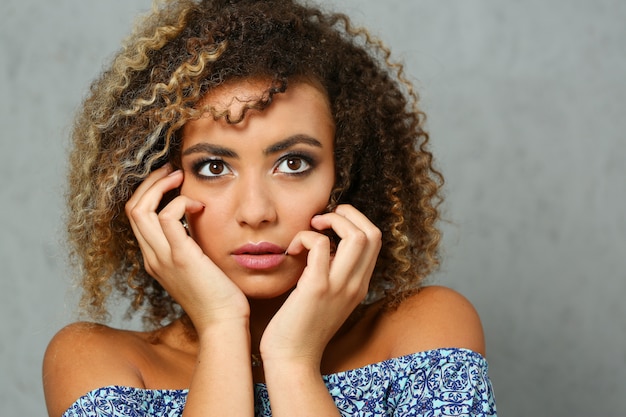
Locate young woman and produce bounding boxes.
[43,0,497,416]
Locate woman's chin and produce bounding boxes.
[241,280,297,301]
[226,259,304,300]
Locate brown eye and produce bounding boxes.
[197,159,232,178]
[209,161,224,174]
[275,156,311,175]
[286,158,302,171]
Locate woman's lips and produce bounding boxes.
[232,242,287,270]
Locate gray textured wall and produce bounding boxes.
[1,1,624,416]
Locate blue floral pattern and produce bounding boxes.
[63,348,496,416]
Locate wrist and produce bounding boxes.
[195,316,250,343]
[261,353,322,381]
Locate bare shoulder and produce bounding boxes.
[43,322,146,417]
[382,285,486,358]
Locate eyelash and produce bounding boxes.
[274,152,316,176]
[190,152,317,180]
[191,158,232,180]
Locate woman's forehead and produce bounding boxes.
[199,78,274,117]
[195,77,330,120]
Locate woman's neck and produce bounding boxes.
[171,293,291,352]
[247,293,291,354]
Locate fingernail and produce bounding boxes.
[168,169,182,177]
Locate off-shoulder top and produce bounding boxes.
[62,348,497,416]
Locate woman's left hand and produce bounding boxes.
[260,204,382,368]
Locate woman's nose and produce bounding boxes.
[234,176,278,228]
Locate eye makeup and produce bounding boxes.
[273,151,318,177]
[190,157,233,180]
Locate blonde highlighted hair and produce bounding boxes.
[67,0,443,327]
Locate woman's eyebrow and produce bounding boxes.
[182,143,239,158]
[264,134,323,155]
[181,134,322,158]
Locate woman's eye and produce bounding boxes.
[197,160,232,177]
[275,157,311,174]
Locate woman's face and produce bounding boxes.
[180,80,335,298]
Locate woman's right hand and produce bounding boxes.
[125,164,250,331]
[126,164,255,416]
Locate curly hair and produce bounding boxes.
[67,0,443,327]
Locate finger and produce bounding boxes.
[311,209,380,291]
[287,230,331,264]
[286,231,331,290]
[334,206,382,281]
[125,164,173,210]
[310,212,370,259]
[126,170,184,260]
[158,194,205,250]
[313,205,382,257]
[320,204,383,243]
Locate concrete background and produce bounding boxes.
[1,0,624,415]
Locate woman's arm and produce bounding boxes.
[126,165,255,416]
[182,319,254,416]
[261,205,382,416]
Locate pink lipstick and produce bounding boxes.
[232,242,287,270]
